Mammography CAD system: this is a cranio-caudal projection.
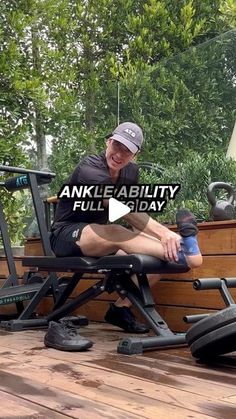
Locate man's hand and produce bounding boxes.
[159,230,182,262]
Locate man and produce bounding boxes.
[50,121,202,334]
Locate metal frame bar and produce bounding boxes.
[0,200,25,315]
[0,165,55,177]
[0,166,59,328]
[28,173,52,256]
[0,201,18,287]
[47,277,107,322]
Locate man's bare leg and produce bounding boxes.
[78,223,202,268]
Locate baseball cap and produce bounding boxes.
[110,122,144,153]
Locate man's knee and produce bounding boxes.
[78,224,121,256]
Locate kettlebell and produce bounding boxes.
[207,182,235,221]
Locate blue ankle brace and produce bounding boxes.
[180,236,200,256]
[177,250,187,264]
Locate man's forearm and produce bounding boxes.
[123,212,170,240]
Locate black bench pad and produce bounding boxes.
[22,254,190,274]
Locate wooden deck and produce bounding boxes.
[0,323,236,418]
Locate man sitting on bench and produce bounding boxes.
[50,122,202,335]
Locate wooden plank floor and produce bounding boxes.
[0,323,236,418]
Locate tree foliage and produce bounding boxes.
[0,0,236,233]
[1,0,235,169]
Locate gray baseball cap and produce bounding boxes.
[111,122,144,153]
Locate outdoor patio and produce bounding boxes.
[0,322,236,419]
[1,4,236,419]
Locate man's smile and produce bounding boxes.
[112,156,122,165]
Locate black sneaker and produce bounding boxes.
[176,208,198,237]
[104,303,150,333]
[44,321,93,351]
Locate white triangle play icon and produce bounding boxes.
[108,197,131,222]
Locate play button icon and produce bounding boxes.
[108,197,131,222]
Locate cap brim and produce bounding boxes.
[111,134,138,153]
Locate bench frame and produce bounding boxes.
[21,254,189,354]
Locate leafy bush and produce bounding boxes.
[0,141,31,245]
[0,190,31,246]
[139,150,236,224]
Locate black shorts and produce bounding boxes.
[50,222,88,257]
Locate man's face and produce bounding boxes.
[105,139,136,172]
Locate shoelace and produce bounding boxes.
[61,321,80,337]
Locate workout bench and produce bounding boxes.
[21,253,190,354]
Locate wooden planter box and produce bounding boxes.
[154,220,236,331]
[2,220,236,332]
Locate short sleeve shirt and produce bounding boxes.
[53,152,139,226]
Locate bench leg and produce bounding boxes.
[47,279,106,322]
[113,273,187,354]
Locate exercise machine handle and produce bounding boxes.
[193,278,236,290]
[0,165,55,178]
[183,314,210,324]
[193,279,222,290]
[224,278,236,288]
[4,174,53,192]
[0,165,55,192]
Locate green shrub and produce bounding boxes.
[0,190,30,246]
[139,150,236,224]
[0,144,31,245]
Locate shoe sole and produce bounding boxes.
[44,339,93,352]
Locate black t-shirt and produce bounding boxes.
[53,152,139,226]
